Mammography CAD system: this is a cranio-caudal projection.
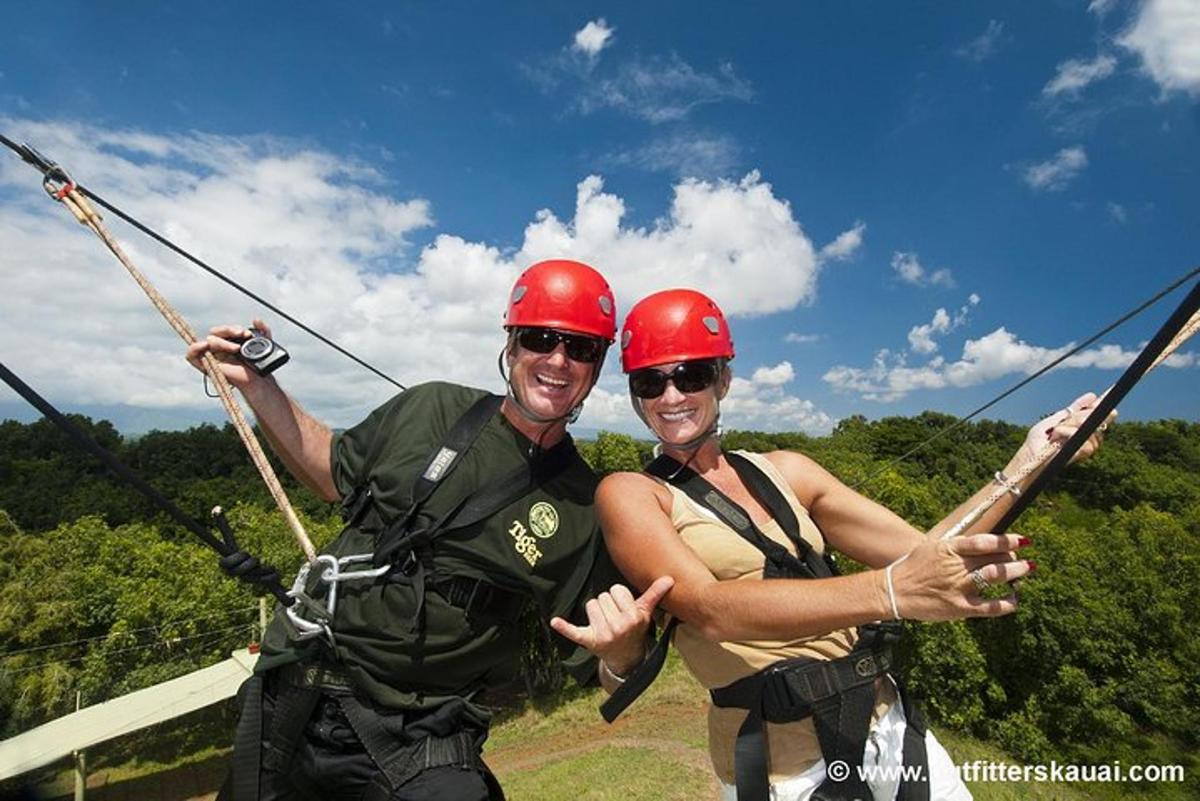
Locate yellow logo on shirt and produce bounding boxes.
[529,501,559,539]
[508,519,543,567]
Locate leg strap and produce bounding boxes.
[808,683,875,801]
[894,678,930,801]
[229,675,264,801]
[262,680,322,775]
[339,695,482,801]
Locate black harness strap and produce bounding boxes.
[647,452,834,580]
[229,676,265,801]
[337,695,478,798]
[893,674,930,801]
[0,360,292,606]
[373,393,506,566]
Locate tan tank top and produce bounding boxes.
[665,450,895,782]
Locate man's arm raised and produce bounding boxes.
[186,319,338,501]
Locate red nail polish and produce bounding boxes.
[1026,560,1037,572]
[1017,536,1031,548]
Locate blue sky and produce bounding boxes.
[0,1,1196,436]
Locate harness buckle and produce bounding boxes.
[854,654,879,678]
[398,549,421,577]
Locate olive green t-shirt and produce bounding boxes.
[259,382,617,713]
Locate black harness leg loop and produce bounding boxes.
[808,685,875,801]
[894,678,930,801]
[229,676,264,801]
[733,703,771,801]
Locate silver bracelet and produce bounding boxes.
[599,659,628,685]
[994,470,1022,497]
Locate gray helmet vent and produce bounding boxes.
[511,286,527,304]
[598,295,613,315]
[702,316,720,335]
[621,330,633,349]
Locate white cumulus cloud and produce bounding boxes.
[824,326,1195,403]
[1023,146,1088,192]
[906,295,979,355]
[908,309,953,355]
[723,366,834,434]
[1119,0,1200,96]
[751,361,795,386]
[0,117,833,433]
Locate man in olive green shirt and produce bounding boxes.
[189,260,664,801]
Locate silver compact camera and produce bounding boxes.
[237,328,290,376]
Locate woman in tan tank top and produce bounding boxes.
[553,289,1112,801]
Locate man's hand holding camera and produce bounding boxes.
[186,318,288,395]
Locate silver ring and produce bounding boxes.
[968,568,990,593]
[1097,422,1108,433]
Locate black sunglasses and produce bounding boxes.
[629,359,721,399]
[516,327,606,364]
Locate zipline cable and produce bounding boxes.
[0,132,404,391]
[852,263,1200,490]
[0,137,317,561]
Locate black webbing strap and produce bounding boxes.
[261,681,322,774]
[893,675,930,801]
[229,676,265,801]
[338,695,479,799]
[0,360,292,605]
[993,277,1200,534]
[411,394,506,510]
[373,393,507,566]
[600,615,679,722]
[432,575,528,626]
[646,453,833,580]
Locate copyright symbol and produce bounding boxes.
[827,760,851,782]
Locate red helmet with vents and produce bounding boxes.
[620,288,734,372]
[504,259,616,342]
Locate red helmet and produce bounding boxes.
[504,259,616,341]
[621,289,734,372]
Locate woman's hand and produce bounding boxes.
[887,533,1034,620]
[1020,392,1116,465]
[550,576,674,677]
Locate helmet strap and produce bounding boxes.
[496,337,605,427]
[634,395,723,455]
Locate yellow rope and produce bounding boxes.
[54,183,317,562]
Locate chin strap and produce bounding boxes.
[632,394,723,455]
[496,339,604,427]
